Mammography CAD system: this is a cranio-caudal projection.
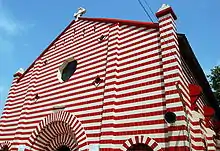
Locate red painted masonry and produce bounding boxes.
[0,4,220,151]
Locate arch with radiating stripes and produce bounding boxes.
[28,111,88,151]
[120,135,164,151]
[46,134,78,151]
[31,121,77,151]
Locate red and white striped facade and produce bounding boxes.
[0,4,220,151]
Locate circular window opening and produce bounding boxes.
[58,58,77,82]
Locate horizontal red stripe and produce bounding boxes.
[80,17,158,29]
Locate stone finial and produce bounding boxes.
[192,111,205,121]
[17,68,24,73]
[74,7,86,21]
[206,128,216,136]
[157,4,171,12]
[156,4,177,20]
[13,68,24,78]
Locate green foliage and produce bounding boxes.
[208,65,220,102]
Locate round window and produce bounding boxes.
[58,58,77,82]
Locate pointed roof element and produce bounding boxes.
[156,4,177,20]
[17,17,158,81]
[74,7,86,21]
[17,68,24,74]
[13,68,24,78]
[157,4,170,12]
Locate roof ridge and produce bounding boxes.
[17,19,76,82]
[80,17,158,28]
[17,17,158,81]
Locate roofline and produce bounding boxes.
[80,17,159,28]
[177,33,220,119]
[17,17,158,81]
[17,19,76,82]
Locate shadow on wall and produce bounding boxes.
[165,125,188,150]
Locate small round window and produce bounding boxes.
[58,58,77,82]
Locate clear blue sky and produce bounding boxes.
[0,0,220,115]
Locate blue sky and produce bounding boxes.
[0,0,220,115]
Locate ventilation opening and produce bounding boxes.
[93,75,102,87]
[82,28,85,37]
[93,26,96,32]
[164,112,176,124]
[98,35,106,42]
[43,59,48,65]
[58,58,77,82]
[34,94,39,102]
[71,32,74,42]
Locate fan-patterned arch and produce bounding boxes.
[28,111,88,151]
[120,135,164,151]
[31,121,74,150]
[46,134,78,151]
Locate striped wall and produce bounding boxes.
[181,58,211,151]
[157,6,192,151]
[0,4,219,151]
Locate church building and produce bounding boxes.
[0,4,220,151]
